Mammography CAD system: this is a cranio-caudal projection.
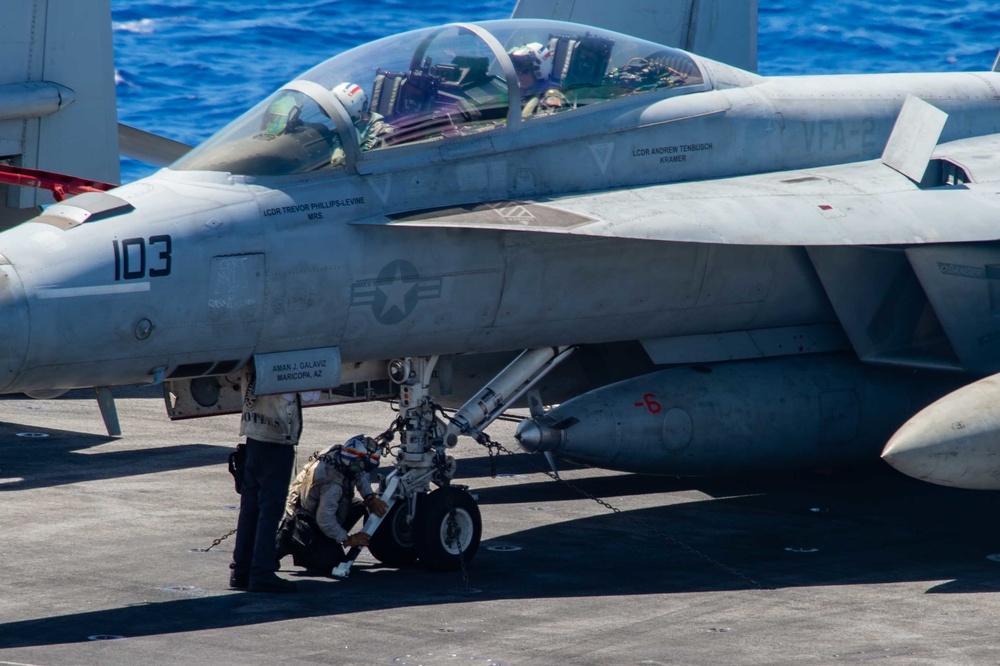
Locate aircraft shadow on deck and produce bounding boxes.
[2,464,999,648]
[0,421,229,491]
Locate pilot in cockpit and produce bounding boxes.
[509,42,571,117]
[533,87,570,116]
[331,82,395,152]
[508,42,554,98]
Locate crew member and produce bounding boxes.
[229,363,316,593]
[278,435,388,574]
[508,42,555,98]
[526,87,571,116]
[331,81,395,152]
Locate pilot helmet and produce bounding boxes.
[331,82,368,124]
[540,88,569,110]
[508,42,553,89]
[338,434,381,475]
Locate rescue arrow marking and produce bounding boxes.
[589,142,614,174]
[367,174,392,204]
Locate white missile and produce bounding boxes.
[882,374,1000,490]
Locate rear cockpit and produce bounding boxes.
[173,19,710,177]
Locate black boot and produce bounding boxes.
[248,573,297,593]
[229,563,249,590]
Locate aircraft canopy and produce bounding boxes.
[173,19,706,177]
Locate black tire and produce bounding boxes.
[368,501,419,566]
[414,487,482,572]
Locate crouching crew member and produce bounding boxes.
[277,435,388,574]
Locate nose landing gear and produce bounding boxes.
[415,486,482,571]
[335,348,573,578]
[367,500,419,567]
[366,485,481,572]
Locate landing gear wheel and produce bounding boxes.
[415,487,482,572]
[368,501,419,566]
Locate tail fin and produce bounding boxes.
[0,0,119,229]
[512,0,758,72]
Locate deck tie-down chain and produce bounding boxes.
[199,419,408,568]
[203,405,766,591]
[200,527,237,552]
[443,483,473,591]
[453,411,770,592]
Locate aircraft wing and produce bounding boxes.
[118,124,193,167]
[368,132,1000,247]
[0,0,119,230]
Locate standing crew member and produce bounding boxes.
[278,435,388,574]
[230,362,315,593]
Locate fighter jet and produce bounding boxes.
[2,0,1000,568]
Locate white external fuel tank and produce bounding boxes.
[883,373,1000,490]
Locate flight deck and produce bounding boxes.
[1,387,999,665]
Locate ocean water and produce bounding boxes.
[111,0,1000,183]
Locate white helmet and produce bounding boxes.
[508,42,553,83]
[331,82,368,123]
[337,435,381,474]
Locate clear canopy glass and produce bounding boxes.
[173,19,707,177]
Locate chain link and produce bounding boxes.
[200,418,401,562]
[443,489,473,591]
[199,527,237,552]
[472,428,772,592]
[481,434,502,478]
[403,401,766,591]
[431,440,473,591]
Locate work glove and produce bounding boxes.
[343,532,370,548]
[364,494,389,517]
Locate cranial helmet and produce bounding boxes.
[508,42,553,83]
[338,434,381,474]
[331,82,368,123]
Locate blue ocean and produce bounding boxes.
[111,0,1000,183]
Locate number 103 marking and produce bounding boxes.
[113,235,172,281]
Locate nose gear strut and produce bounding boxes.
[331,347,574,578]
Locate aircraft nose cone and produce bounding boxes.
[0,256,29,393]
[515,418,560,453]
[882,375,1000,490]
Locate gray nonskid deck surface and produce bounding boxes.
[1,387,999,665]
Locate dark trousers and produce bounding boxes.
[232,438,295,582]
[280,499,367,573]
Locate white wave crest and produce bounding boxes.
[113,18,158,34]
[114,69,139,89]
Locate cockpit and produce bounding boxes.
[173,19,708,177]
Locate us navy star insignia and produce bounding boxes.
[350,259,443,325]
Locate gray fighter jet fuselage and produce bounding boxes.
[2,68,998,388]
[2,16,1000,513]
